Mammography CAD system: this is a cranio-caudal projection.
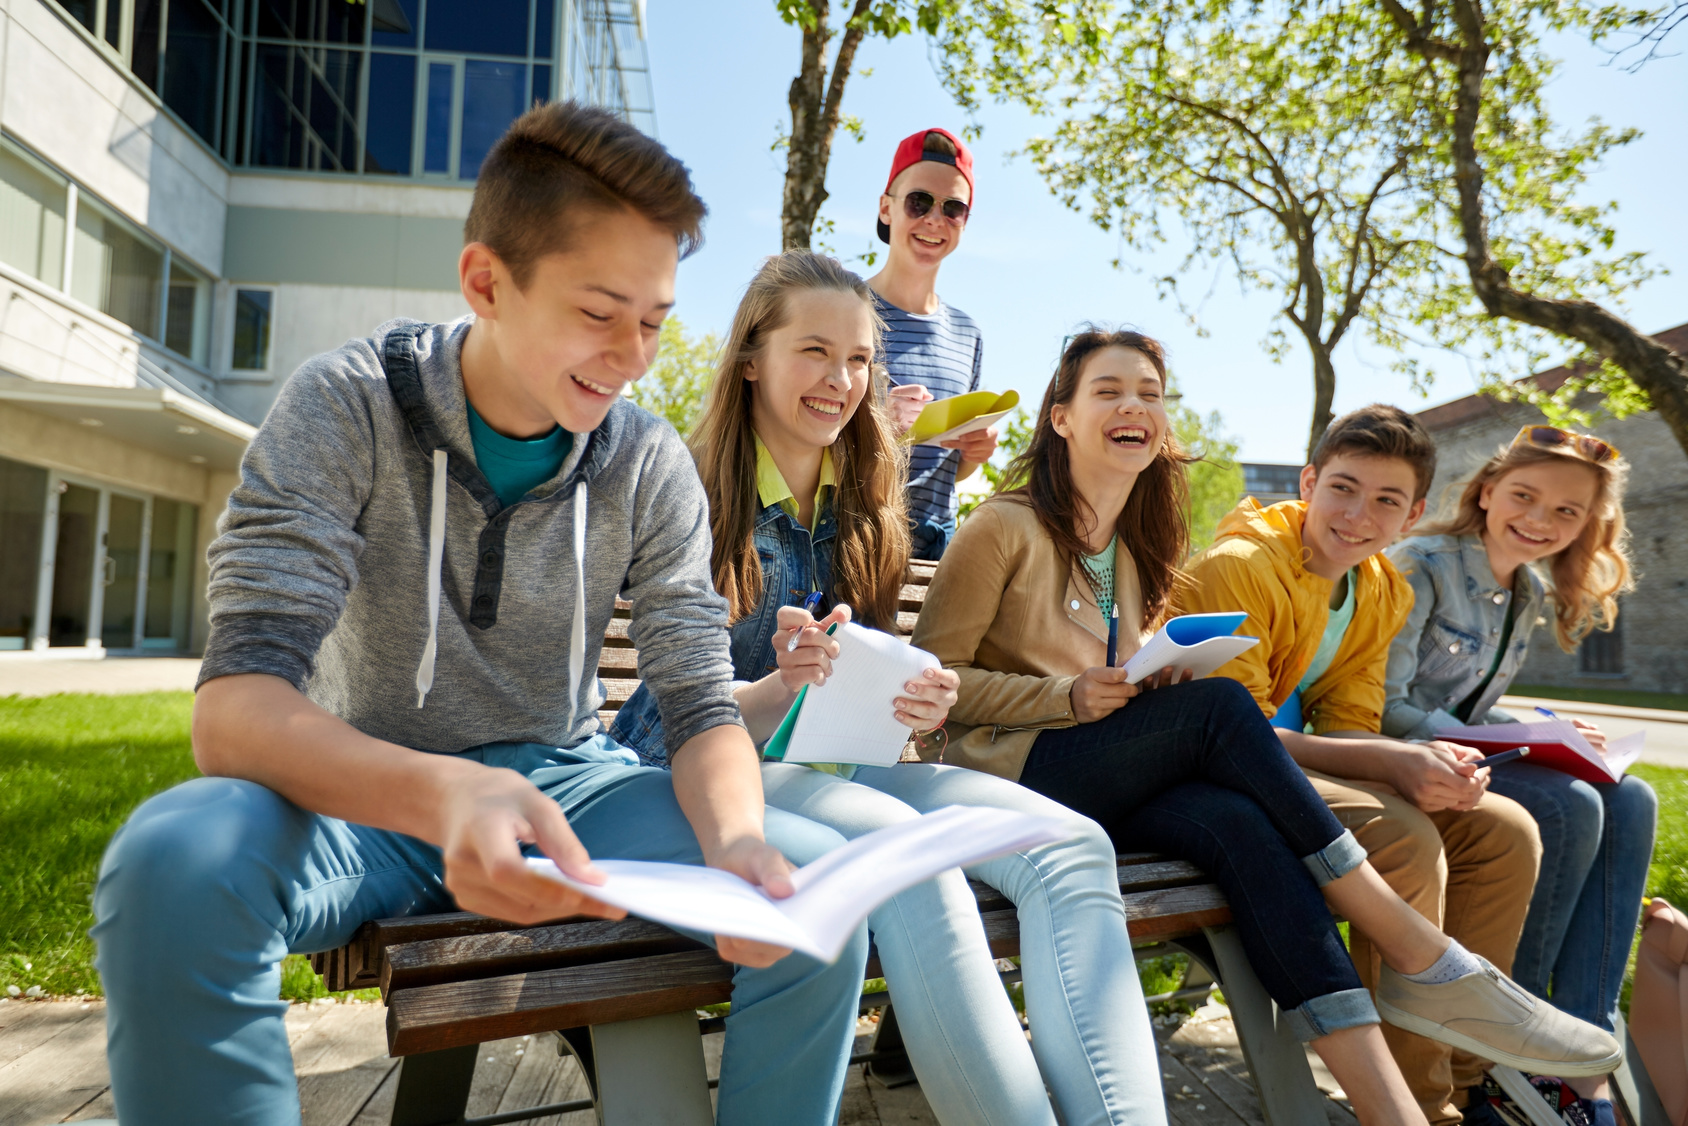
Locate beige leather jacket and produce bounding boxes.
[910,495,1146,780]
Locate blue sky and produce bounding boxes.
[642,2,1687,464]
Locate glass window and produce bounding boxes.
[459,59,525,180]
[102,494,145,650]
[533,0,553,59]
[365,53,417,174]
[231,288,272,370]
[57,0,99,35]
[144,499,198,649]
[254,0,365,44]
[425,0,530,57]
[372,0,418,46]
[165,259,211,364]
[105,0,122,48]
[0,457,47,649]
[0,142,68,288]
[72,197,164,337]
[422,61,455,174]
[251,45,361,172]
[132,0,164,91]
[1579,613,1625,675]
[163,0,225,145]
[49,483,98,647]
[531,64,551,107]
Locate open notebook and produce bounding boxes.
[1436,719,1643,785]
[762,622,941,767]
[904,390,1020,447]
[528,805,1068,963]
[1123,612,1259,684]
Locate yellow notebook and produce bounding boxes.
[903,390,1020,447]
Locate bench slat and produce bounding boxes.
[383,918,707,995]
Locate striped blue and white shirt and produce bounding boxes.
[873,293,984,544]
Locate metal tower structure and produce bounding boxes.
[563,0,658,136]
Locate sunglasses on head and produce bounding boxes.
[1512,425,1620,463]
[894,189,970,225]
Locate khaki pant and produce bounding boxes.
[1306,771,1542,1126]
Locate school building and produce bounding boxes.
[1415,323,1688,697]
[0,0,653,659]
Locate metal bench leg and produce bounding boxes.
[589,1010,713,1126]
[1198,925,1330,1126]
[390,1043,478,1126]
[1612,1012,1672,1126]
[864,1000,918,1088]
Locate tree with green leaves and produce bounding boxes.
[930,1,1672,456]
[1375,0,1688,457]
[625,318,721,437]
[777,1,953,250]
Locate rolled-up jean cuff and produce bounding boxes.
[1301,829,1367,886]
[1282,988,1380,1042]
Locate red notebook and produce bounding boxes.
[1437,720,1642,785]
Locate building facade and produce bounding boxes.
[0,0,652,658]
[1415,324,1688,697]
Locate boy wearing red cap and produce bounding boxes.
[870,128,996,560]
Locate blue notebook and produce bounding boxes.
[1122,612,1257,684]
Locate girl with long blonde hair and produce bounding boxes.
[612,252,1174,1126]
[1384,426,1654,1122]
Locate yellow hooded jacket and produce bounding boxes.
[1175,498,1413,735]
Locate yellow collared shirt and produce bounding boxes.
[754,435,835,531]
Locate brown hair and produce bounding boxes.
[1002,327,1192,629]
[689,252,910,630]
[465,101,706,286]
[921,130,957,158]
[1311,404,1439,501]
[1420,440,1633,651]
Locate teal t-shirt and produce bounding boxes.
[466,403,572,508]
[1084,538,1118,618]
[1271,569,1357,732]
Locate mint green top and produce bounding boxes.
[1298,569,1357,693]
[466,403,573,508]
[1085,538,1118,617]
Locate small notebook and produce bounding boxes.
[1123,612,1259,684]
[1436,720,1643,785]
[762,622,940,767]
[528,804,1068,963]
[903,390,1020,447]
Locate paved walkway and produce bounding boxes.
[0,997,1355,1126]
[1499,694,1688,770]
[0,657,201,697]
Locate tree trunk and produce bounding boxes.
[1306,344,1338,460]
[1404,0,1688,460]
[780,0,872,251]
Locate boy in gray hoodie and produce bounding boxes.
[91,103,869,1126]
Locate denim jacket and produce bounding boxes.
[1381,533,1548,740]
[610,498,838,766]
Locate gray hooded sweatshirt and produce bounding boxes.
[199,317,741,755]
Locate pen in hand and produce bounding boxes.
[787,591,826,652]
[1105,603,1119,669]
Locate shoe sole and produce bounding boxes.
[1376,998,1622,1078]
[1489,1065,1567,1126]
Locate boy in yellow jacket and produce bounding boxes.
[1179,405,1541,1126]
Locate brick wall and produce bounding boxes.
[1416,331,1688,694]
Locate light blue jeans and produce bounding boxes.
[1488,763,1656,1031]
[762,761,1168,1126]
[92,739,869,1126]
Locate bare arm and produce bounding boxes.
[1275,727,1490,813]
[193,674,618,925]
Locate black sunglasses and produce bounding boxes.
[894,189,970,225]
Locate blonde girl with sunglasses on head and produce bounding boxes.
[1383,426,1653,1126]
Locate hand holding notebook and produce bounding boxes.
[902,390,1020,447]
[763,622,941,766]
[1123,612,1260,684]
[1435,719,1643,785]
[529,805,1069,962]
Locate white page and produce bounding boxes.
[917,408,1016,447]
[781,623,941,766]
[1123,631,1259,685]
[527,805,1067,962]
[1603,731,1644,778]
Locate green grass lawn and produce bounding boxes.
[4,692,1687,1011]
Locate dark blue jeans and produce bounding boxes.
[1019,677,1376,1039]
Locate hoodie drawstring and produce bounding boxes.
[566,481,588,730]
[415,449,449,708]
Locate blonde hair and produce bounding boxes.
[688,251,911,630]
[1422,440,1633,651]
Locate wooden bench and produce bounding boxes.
[311,560,1340,1125]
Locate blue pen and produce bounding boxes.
[787,591,826,652]
[1105,603,1119,668]
[1534,706,1558,719]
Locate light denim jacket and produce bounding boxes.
[1381,533,1548,740]
[611,497,838,766]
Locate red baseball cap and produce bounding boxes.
[877,128,974,244]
